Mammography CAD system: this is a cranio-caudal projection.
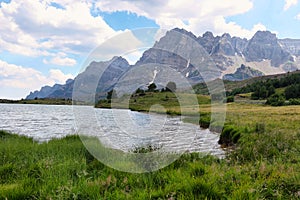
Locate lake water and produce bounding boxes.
[0,103,224,157]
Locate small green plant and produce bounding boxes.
[132,145,160,153]
[255,122,265,134]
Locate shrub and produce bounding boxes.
[218,125,242,146]
[285,83,300,99]
[147,83,157,92]
[199,115,210,129]
[266,94,285,106]
[287,98,300,105]
[226,96,234,103]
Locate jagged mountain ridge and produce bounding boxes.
[194,29,298,71]
[26,28,300,100]
[26,79,74,99]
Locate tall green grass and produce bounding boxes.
[1,128,300,199]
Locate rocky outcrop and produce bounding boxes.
[223,64,264,81]
[279,39,300,56]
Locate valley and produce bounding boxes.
[1,28,300,199]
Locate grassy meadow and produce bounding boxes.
[1,90,300,199]
[1,117,300,199]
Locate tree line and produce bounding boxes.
[227,72,300,106]
[107,82,177,100]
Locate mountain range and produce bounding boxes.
[26,28,300,100]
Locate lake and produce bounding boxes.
[0,103,224,157]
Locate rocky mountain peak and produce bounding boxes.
[171,28,198,40]
[243,30,291,67]
[66,79,73,84]
[197,31,215,54]
[251,30,277,44]
[221,33,232,40]
[202,31,214,39]
[211,33,235,56]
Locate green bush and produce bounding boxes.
[285,83,300,99]
[199,117,210,129]
[218,125,242,146]
[226,96,235,103]
[266,94,286,106]
[287,98,300,105]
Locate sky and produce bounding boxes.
[1,0,300,99]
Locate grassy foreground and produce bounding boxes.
[1,102,300,199]
[1,99,300,199]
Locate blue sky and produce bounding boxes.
[0,0,300,99]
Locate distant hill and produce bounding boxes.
[193,70,300,94]
[224,70,300,92]
[223,64,264,81]
[26,28,300,100]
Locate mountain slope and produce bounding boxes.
[26,57,130,100]
[26,28,300,100]
[26,79,74,99]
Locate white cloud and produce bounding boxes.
[43,52,77,66]
[49,69,74,83]
[96,0,259,38]
[0,60,49,89]
[83,30,144,65]
[0,60,74,99]
[210,17,267,39]
[0,0,116,57]
[284,0,298,11]
[0,1,149,99]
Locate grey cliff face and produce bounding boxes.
[279,39,300,56]
[243,31,291,67]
